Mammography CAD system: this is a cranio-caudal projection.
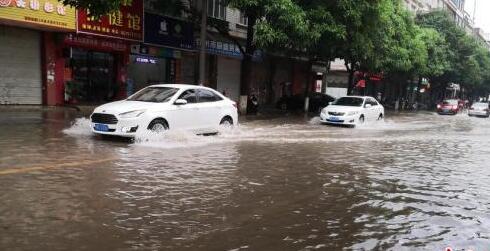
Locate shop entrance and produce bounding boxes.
[68,48,118,104]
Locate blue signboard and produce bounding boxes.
[144,13,194,50]
[195,38,262,61]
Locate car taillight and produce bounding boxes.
[437,105,441,109]
[452,105,458,110]
[470,107,474,110]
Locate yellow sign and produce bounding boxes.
[0,0,76,31]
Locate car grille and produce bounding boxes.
[328,112,345,116]
[91,113,118,124]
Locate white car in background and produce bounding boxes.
[468,102,490,118]
[320,96,384,126]
[90,84,238,137]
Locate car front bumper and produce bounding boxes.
[437,109,458,115]
[468,110,489,117]
[91,117,142,137]
[319,112,358,125]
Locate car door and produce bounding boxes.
[196,89,222,132]
[171,89,202,131]
[366,98,379,121]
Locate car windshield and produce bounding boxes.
[442,100,458,105]
[332,97,364,107]
[127,87,178,103]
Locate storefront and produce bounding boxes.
[0,26,42,104]
[195,38,251,102]
[61,34,129,104]
[127,43,181,93]
[0,0,76,105]
[126,13,195,92]
[63,0,143,104]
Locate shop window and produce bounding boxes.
[68,48,118,104]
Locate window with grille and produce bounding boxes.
[208,0,226,20]
[239,12,248,26]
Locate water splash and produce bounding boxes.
[63,117,92,136]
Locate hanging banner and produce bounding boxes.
[77,0,143,41]
[0,0,76,31]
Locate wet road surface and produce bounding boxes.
[1,109,490,250]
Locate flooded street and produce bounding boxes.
[1,109,490,250]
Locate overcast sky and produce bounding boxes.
[465,0,490,35]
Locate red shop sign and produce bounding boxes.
[64,34,128,52]
[77,0,143,41]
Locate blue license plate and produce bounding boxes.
[330,117,340,121]
[94,123,109,132]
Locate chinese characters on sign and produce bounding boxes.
[77,0,143,41]
[0,0,75,30]
[195,39,262,61]
[64,34,128,52]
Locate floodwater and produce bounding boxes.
[1,109,490,250]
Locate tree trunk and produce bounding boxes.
[240,14,257,96]
[321,62,330,94]
[347,69,355,95]
[266,56,277,104]
[198,0,208,85]
[415,76,422,103]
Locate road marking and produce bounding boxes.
[0,158,117,176]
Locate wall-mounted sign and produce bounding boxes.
[0,0,76,30]
[77,0,143,41]
[195,38,262,61]
[130,44,181,59]
[64,34,128,52]
[144,13,194,50]
[135,56,157,64]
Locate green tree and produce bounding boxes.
[417,11,485,96]
[62,0,121,17]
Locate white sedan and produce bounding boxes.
[468,102,490,117]
[90,84,238,137]
[320,96,385,126]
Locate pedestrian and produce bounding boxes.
[247,94,259,115]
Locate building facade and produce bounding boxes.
[0,0,77,105]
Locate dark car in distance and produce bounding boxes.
[277,93,336,113]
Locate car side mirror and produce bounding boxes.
[174,99,188,105]
[365,104,372,108]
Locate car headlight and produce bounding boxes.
[119,110,146,118]
[347,111,359,116]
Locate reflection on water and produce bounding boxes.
[1,110,490,250]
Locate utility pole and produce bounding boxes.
[199,0,208,86]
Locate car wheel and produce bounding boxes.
[148,119,169,132]
[359,115,365,124]
[220,116,234,127]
